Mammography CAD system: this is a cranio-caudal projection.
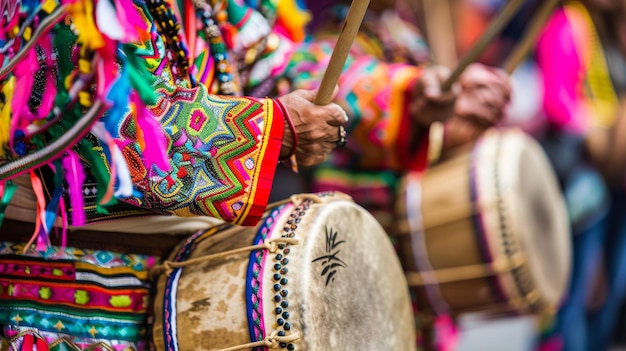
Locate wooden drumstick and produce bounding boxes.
[503,0,560,74]
[440,0,526,91]
[314,0,371,105]
[422,0,458,68]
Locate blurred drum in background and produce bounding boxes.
[153,192,415,351]
[394,128,571,317]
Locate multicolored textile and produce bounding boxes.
[0,0,312,235]
[0,241,159,350]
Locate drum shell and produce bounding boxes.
[394,129,571,317]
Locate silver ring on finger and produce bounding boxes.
[336,126,347,147]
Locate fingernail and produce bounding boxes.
[343,112,349,122]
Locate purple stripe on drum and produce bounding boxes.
[246,205,289,348]
[469,138,509,305]
[162,227,228,351]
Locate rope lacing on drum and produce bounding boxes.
[150,238,301,277]
[213,331,301,351]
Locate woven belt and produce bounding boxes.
[0,219,182,258]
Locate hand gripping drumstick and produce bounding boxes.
[429,0,526,163]
[313,0,372,105]
[429,0,555,164]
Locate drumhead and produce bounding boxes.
[261,195,416,350]
[475,129,570,312]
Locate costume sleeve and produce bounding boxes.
[536,9,589,134]
[287,39,422,171]
[114,83,285,226]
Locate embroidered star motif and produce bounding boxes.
[54,320,65,331]
[88,326,98,338]
[12,314,22,323]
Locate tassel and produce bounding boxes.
[113,0,149,42]
[44,186,63,245]
[0,180,17,228]
[94,34,121,100]
[96,0,126,41]
[43,161,64,238]
[10,46,38,146]
[64,0,105,51]
[0,76,15,157]
[123,45,158,105]
[433,315,459,351]
[26,171,49,252]
[112,144,133,197]
[131,92,171,172]
[89,122,117,204]
[102,61,131,136]
[62,150,86,226]
[58,193,68,247]
[77,139,116,213]
[90,121,134,200]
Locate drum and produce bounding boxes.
[152,192,416,350]
[394,128,571,316]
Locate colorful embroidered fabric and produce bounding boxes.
[0,241,159,350]
[0,0,314,239]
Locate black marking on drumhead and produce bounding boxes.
[312,226,348,287]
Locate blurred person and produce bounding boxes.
[533,1,626,350]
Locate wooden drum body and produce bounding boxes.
[153,192,416,350]
[395,129,571,316]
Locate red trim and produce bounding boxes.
[408,131,429,174]
[394,76,428,170]
[184,1,196,65]
[274,98,297,160]
[240,99,285,226]
[395,76,429,174]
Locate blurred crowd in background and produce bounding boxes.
[301,0,626,349]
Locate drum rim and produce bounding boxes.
[476,129,568,314]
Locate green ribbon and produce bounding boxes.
[0,180,17,228]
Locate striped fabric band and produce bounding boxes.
[0,241,159,349]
